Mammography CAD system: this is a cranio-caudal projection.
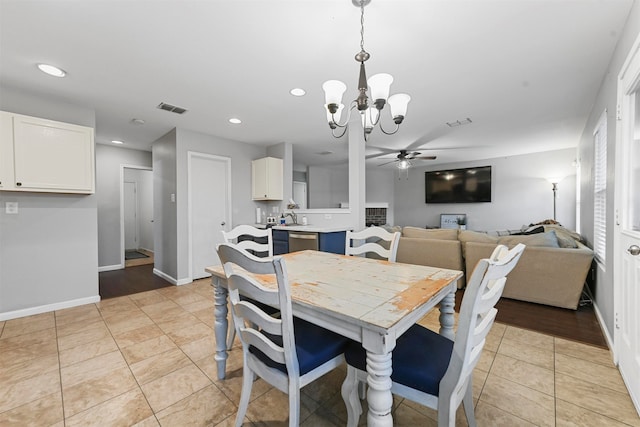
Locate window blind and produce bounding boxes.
[593,110,607,265]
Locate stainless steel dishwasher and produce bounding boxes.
[288,231,319,252]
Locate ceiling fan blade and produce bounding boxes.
[378,159,399,166]
[414,155,437,160]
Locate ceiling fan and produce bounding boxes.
[377,150,437,169]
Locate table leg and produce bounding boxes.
[213,276,229,380]
[439,290,456,340]
[366,351,393,427]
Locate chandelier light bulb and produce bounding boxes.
[368,73,393,105]
[388,93,411,123]
[322,80,347,106]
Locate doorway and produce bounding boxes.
[121,166,154,268]
[615,33,640,415]
[188,152,231,281]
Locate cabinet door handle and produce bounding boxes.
[16,182,22,186]
[221,221,226,226]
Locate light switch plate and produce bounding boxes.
[6,202,18,214]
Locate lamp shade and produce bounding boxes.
[388,93,411,118]
[322,80,347,106]
[368,73,393,102]
[325,103,345,123]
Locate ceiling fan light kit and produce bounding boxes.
[322,0,410,141]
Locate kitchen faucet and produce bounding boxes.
[284,211,298,224]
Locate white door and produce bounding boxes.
[124,181,138,251]
[293,181,307,209]
[188,152,231,280]
[615,33,640,416]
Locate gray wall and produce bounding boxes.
[577,0,640,339]
[0,87,98,318]
[96,144,152,268]
[152,129,178,282]
[366,168,396,225]
[393,148,578,231]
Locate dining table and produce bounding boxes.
[206,249,463,426]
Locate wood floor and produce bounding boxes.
[99,265,608,349]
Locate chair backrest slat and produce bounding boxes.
[222,225,273,257]
[241,327,287,365]
[345,226,401,262]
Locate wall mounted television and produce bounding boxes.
[425,166,492,203]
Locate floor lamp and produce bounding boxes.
[551,182,558,221]
[546,178,562,221]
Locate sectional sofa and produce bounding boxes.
[392,225,594,310]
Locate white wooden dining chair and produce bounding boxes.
[341,243,526,427]
[345,226,401,262]
[221,224,273,257]
[217,243,350,427]
[221,225,274,349]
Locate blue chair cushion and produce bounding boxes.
[250,318,349,375]
[344,324,454,396]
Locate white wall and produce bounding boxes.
[577,1,640,339]
[96,144,152,269]
[393,148,578,231]
[0,87,99,320]
[308,165,349,208]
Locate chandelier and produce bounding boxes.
[322,0,410,141]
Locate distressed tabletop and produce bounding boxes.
[206,250,463,427]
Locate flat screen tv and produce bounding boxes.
[425,166,492,203]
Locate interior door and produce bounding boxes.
[188,152,231,280]
[123,181,138,251]
[615,34,640,416]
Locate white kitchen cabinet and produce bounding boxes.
[252,157,283,200]
[0,111,95,194]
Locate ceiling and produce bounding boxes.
[0,0,634,169]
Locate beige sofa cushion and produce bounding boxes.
[497,231,560,248]
[402,226,458,240]
[457,230,498,257]
[396,237,466,288]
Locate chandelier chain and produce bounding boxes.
[360,1,365,53]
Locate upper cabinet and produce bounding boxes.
[0,111,95,194]
[252,157,283,200]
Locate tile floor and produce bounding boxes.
[1,279,639,426]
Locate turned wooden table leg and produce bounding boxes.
[213,276,229,380]
[366,351,393,427]
[439,289,456,340]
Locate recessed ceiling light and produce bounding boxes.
[229,118,242,124]
[111,140,124,144]
[37,63,66,77]
[290,88,306,97]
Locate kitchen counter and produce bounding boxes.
[252,224,352,233]
[272,224,352,233]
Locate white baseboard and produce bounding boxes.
[98,264,123,272]
[592,301,615,361]
[152,268,192,286]
[0,295,101,321]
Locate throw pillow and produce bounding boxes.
[542,224,581,248]
[402,226,458,241]
[497,230,560,248]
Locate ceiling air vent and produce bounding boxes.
[157,102,188,115]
